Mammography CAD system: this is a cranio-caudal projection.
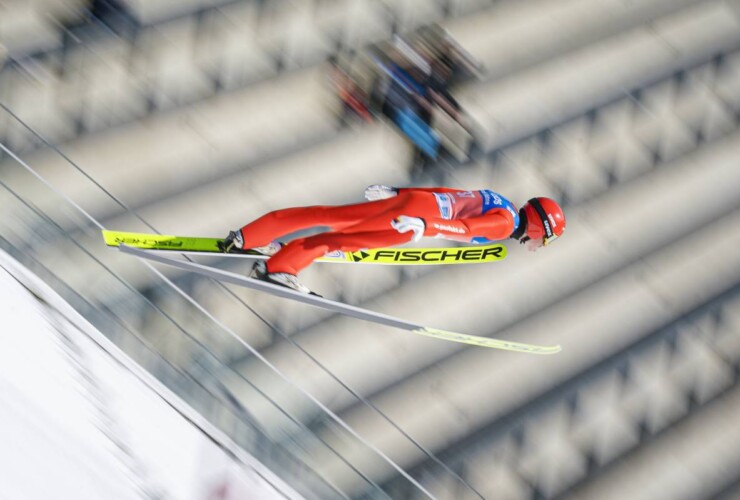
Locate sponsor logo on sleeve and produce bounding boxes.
[433,223,466,234]
[433,193,453,220]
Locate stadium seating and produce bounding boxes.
[2,0,739,497]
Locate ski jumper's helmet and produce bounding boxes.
[522,197,566,246]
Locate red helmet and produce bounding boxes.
[522,197,566,246]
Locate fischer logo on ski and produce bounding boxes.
[350,251,371,262]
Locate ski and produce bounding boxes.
[119,244,560,354]
[103,230,507,266]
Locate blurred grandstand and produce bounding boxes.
[1,0,740,498]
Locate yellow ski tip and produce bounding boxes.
[416,328,561,354]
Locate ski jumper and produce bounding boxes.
[239,188,520,275]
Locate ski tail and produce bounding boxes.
[102,229,223,253]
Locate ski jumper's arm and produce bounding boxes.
[423,208,515,242]
[398,187,462,194]
[396,187,517,242]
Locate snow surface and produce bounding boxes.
[0,250,302,500]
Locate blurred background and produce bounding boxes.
[1,0,740,498]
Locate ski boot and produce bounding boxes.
[219,230,282,256]
[251,261,320,296]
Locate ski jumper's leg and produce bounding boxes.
[240,191,431,247]
[265,191,440,275]
[240,197,400,248]
[266,229,413,274]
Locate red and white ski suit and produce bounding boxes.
[239,187,518,275]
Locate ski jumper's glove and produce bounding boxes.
[365,185,398,201]
[392,215,425,242]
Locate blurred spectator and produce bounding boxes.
[330,24,478,164]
